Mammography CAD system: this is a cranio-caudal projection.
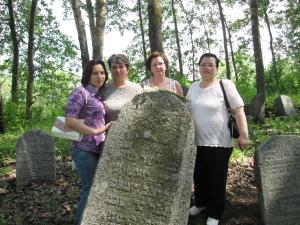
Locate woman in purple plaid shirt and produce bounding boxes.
[65,59,112,225]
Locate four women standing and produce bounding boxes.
[65,52,248,225]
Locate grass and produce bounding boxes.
[1,103,300,176]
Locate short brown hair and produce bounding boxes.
[146,51,169,72]
[107,54,130,70]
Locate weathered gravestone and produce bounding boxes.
[274,95,296,117]
[255,135,300,225]
[81,90,196,225]
[16,129,56,189]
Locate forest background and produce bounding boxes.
[0,0,299,223]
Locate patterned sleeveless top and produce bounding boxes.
[142,78,177,93]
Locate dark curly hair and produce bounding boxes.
[81,59,108,88]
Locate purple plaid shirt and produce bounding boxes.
[65,84,106,153]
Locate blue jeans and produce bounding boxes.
[73,148,100,225]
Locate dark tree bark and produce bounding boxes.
[7,0,19,102]
[26,0,38,119]
[147,0,164,52]
[137,0,148,78]
[171,0,183,78]
[216,0,231,79]
[71,0,89,68]
[225,21,238,81]
[250,0,266,123]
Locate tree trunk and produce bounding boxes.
[171,0,183,78]
[0,81,5,133]
[8,0,19,102]
[137,0,148,78]
[95,0,105,60]
[263,4,279,91]
[85,0,97,58]
[225,20,238,81]
[147,0,164,52]
[71,0,89,68]
[26,0,38,120]
[216,0,231,79]
[181,1,196,81]
[250,0,265,123]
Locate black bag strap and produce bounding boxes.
[219,80,232,117]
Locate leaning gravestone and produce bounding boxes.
[81,90,196,225]
[255,135,300,225]
[16,129,56,189]
[274,95,296,117]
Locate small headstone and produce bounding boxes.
[16,129,56,189]
[274,95,296,117]
[251,93,265,122]
[81,90,196,225]
[255,135,300,225]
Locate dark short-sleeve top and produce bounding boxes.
[65,84,105,153]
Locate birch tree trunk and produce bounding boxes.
[8,0,19,102]
[147,0,164,52]
[137,0,148,78]
[181,1,196,81]
[26,0,38,119]
[71,0,89,68]
[171,0,183,78]
[225,21,238,81]
[216,0,231,79]
[95,0,105,60]
[263,2,279,91]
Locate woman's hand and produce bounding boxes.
[237,135,249,150]
[94,121,112,135]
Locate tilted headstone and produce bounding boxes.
[16,129,56,189]
[255,135,300,225]
[274,95,296,117]
[81,90,196,225]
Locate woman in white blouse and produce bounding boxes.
[187,53,249,225]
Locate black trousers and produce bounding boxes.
[193,146,233,220]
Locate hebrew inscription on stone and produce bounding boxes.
[82,90,196,225]
[255,135,300,225]
[16,129,56,188]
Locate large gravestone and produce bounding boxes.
[255,135,300,225]
[274,95,296,117]
[81,90,196,225]
[16,129,56,189]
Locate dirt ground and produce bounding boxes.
[0,157,262,225]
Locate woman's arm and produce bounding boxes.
[175,81,184,95]
[65,117,112,136]
[232,106,249,150]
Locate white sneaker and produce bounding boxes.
[188,206,205,216]
[206,217,219,225]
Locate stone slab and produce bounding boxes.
[81,90,196,225]
[255,135,300,225]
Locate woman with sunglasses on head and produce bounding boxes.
[187,53,249,225]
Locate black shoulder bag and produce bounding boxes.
[219,80,240,139]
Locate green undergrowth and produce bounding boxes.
[1,110,300,177]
